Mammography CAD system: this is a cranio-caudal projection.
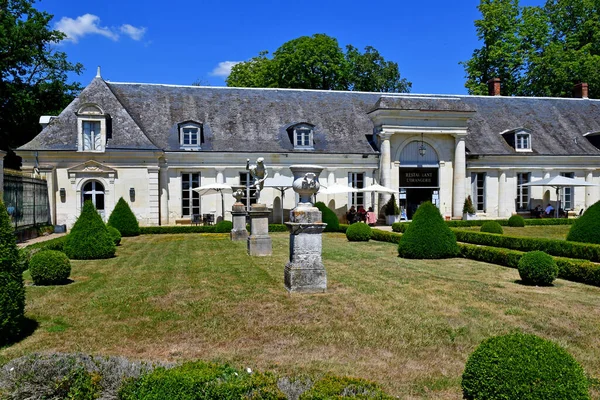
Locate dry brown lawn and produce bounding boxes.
[2,232,600,399]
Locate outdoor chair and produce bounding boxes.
[203,214,215,226]
[191,214,201,226]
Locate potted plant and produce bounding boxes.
[384,194,401,225]
[463,195,477,220]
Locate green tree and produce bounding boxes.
[227,34,411,93]
[0,0,83,168]
[463,0,600,98]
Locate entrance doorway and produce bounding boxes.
[404,188,440,219]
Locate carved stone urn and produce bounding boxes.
[230,187,248,241]
[285,165,327,293]
[290,165,322,207]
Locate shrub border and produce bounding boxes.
[453,230,600,263]
[368,228,600,287]
[392,218,574,232]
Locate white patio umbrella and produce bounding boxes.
[358,184,397,194]
[520,175,597,218]
[319,184,359,195]
[193,183,233,220]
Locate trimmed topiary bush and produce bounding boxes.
[214,220,233,233]
[0,199,25,345]
[567,200,600,244]
[345,222,372,242]
[108,197,140,237]
[315,202,340,232]
[508,214,525,227]
[118,361,285,399]
[518,250,558,285]
[384,194,400,216]
[107,226,122,246]
[480,221,503,234]
[29,250,71,285]
[398,202,459,259]
[462,332,589,400]
[300,376,394,399]
[463,195,476,215]
[63,201,116,260]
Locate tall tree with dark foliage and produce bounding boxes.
[0,0,83,168]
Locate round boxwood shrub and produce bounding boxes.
[118,361,285,399]
[518,250,558,285]
[107,197,140,237]
[398,202,459,259]
[214,220,233,233]
[300,376,394,399]
[107,226,122,246]
[345,222,371,242]
[315,202,340,232]
[480,221,503,234]
[63,200,116,260]
[508,214,525,227]
[29,250,71,285]
[462,332,589,400]
[567,200,600,244]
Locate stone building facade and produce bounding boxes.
[15,73,600,228]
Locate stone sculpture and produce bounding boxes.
[246,157,268,203]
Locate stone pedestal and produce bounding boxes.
[247,203,272,256]
[231,203,248,241]
[285,206,327,293]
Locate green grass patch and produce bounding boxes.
[3,233,600,399]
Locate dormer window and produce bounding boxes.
[500,127,532,152]
[77,104,107,152]
[515,132,531,151]
[289,123,314,150]
[179,122,202,150]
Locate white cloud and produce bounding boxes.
[210,61,241,78]
[120,24,146,41]
[55,14,118,43]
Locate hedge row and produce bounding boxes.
[454,230,600,263]
[392,217,574,232]
[458,243,600,287]
[371,229,401,244]
[140,224,289,235]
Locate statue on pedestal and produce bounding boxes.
[246,157,268,203]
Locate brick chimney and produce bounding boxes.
[487,78,501,96]
[573,83,589,99]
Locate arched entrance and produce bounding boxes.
[398,140,440,219]
[82,180,105,217]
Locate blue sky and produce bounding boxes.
[41,0,543,94]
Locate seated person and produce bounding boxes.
[532,205,542,218]
[346,206,357,224]
[366,207,377,226]
[544,203,554,216]
[357,206,367,223]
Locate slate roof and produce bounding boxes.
[19,78,600,156]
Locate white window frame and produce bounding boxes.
[179,123,202,150]
[560,172,574,210]
[516,172,530,211]
[471,172,486,212]
[239,172,257,211]
[515,131,532,152]
[293,124,314,150]
[348,172,365,207]
[181,173,201,217]
[77,104,106,152]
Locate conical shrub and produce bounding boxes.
[315,202,339,232]
[108,197,140,237]
[398,201,459,259]
[567,201,600,244]
[0,199,25,344]
[64,201,116,259]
